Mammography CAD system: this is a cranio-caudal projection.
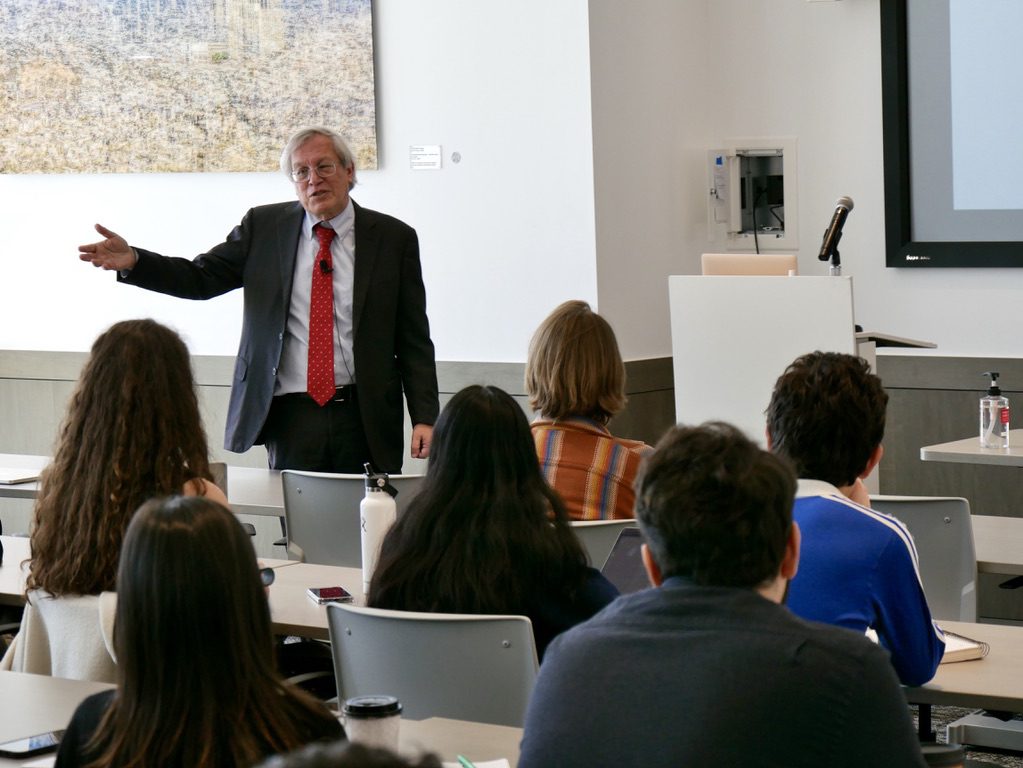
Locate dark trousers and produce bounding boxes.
[262,386,373,473]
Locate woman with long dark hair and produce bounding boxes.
[369,385,618,657]
[55,496,343,767]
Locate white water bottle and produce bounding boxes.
[360,463,397,594]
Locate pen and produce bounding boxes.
[456,755,476,768]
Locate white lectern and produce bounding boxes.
[668,275,857,445]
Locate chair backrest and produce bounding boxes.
[869,495,977,622]
[282,470,426,566]
[570,519,636,568]
[327,603,538,727]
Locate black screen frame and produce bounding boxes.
[881,0,1023,268]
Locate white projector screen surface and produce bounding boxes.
[884,0,1023,266]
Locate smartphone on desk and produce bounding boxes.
[307,586,353,604]
[0,729,65,758]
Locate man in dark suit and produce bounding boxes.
[79,127,439,474]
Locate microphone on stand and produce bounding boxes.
[818,196,854,268]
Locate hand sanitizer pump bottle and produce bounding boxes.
[360,463,398,594]
[980,372,1010,448]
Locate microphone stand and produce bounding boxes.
[818,228,842,275]
[829,248,841,276]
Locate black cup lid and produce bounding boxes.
[343,695,402,718]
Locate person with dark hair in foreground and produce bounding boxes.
[766,350,944,686]
[55,496,342,768]
[526,300,649,520]
[369,385,617,658]
[519,422,925,768]
[260,742,440,768]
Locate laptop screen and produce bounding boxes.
[599,527,649,594]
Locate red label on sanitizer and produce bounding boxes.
[1002,407,1011,425]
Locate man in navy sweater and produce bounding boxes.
[519,422,924,768]
[767,350,945,686]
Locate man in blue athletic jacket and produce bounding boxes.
[766,350,945,686]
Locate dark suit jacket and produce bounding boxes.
[119,200,439,472]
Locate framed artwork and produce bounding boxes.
[0,0,377,174]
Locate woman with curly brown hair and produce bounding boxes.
[2,318,226,679]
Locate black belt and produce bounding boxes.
[277,384,356,404]
[329,384,357,403]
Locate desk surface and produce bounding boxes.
[0,672,520,767]
[268,562,364,641]
[907,620,1023,712]
[0,534,297,608]
[0,542,345,640]
[0,672,112,765]
[8,518,1023,633]
[0,455,284,518]
[920,431,1023,467]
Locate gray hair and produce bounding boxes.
[279,126,357,190]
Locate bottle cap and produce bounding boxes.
[983,371,1002,396]
[363,463,397,496]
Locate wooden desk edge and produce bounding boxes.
[904,685,1023,713]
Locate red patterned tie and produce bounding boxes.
[308,223,336,406]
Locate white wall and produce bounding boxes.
[588,0,714,360]
[4,0,1021,365]
[0,0,597,363]
[698,0,1023,358]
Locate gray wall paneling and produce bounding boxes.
[877,355,1023,622]
[1,351,676,552]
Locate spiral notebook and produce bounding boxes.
[865,627,988,664]
[940,630,990,664]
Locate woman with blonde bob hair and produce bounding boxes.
[526,300,649,520]
[55,496,343,767]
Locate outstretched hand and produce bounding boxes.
[79,223,136,271]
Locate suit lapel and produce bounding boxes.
[352,200,376,338]
[277,203,304,310]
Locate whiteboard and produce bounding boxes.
[668,275,856,444]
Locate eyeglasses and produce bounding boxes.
[290,162,338,182]
[259,567,276,587]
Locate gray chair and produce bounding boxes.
[570,519,636,568]
[869,495,977,622]
[281,470,425,566]
[326,603,538,727]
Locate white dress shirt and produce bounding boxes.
[275,201,357,394]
